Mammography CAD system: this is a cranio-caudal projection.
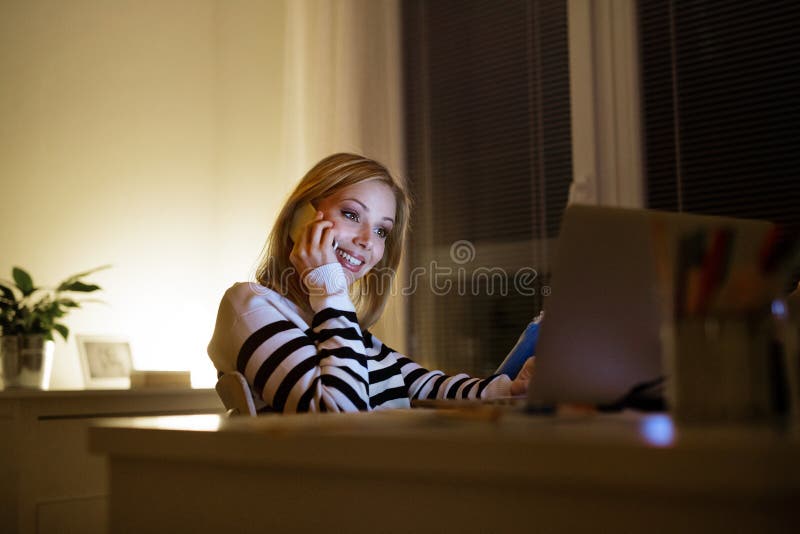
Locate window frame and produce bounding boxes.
[567,0,644,208]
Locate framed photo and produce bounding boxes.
[76,335,133,388]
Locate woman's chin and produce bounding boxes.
[343,267,368,287]
[346,270,364,286]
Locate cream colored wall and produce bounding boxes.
[0,0,289,388]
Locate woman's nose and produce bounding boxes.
[354,226,373,249]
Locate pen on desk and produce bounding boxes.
[650,220,674,318]
[684,266,703,316]
[696,227,734,314]
[674,232,691,318]
[758,225,781,273]
[715,225,798,312]
[717,266,763,313]
[677,229,707,317]
[761,226,800,306]
[722,226,798,311]
[760,225,799,276]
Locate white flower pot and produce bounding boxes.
[1,335,54,389]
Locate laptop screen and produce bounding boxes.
[527,205,774,407]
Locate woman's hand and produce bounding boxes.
[510,356,535,396]
[289,211,339,277]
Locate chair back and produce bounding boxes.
[215,371,257,416]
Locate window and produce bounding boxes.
[402,0,571,374]
[401,1,798,377]
[640,0,800,289]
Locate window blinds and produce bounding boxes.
[402,0,571,375]
[640,0,800,290]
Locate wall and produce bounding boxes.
[0,0,289,388]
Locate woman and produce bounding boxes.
[208,153,534,412]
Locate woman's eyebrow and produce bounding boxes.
[344,198,369,211]
[344,198,395,224]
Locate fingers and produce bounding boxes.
[319,226,337,253]
[518,356,536,380]
[308,214,337,263]
[510,357,535,396]
[306,214,333,248]
[290,212,338,276]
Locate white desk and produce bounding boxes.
[89,409,800,533]
[0,387,224,534]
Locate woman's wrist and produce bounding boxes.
[483,374,513,398]
[303,263,348,295]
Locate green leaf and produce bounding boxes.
[56,265,111,291]
[12,267,35,296]
[57,298,81,308]
[0,283,17,303]
[0,284,17,312]
[53,323,69,341]
[37,315,53,331]
[69,264,112,279]
[61,281,101,293]
[80,297,106,303]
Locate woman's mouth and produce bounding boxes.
[336,248,366,273]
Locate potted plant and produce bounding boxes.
[0,266,106,388]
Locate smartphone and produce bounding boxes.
[289,202,338,249]
[289,202,318,243]
[495,312,543,379]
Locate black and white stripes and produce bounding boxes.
[208,281,511,413]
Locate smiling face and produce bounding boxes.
[315,179,397,283]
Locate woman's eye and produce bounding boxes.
[375,227,389,239]
[342,210,359,222]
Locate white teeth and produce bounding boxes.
[336,249,364,266]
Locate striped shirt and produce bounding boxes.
[208,265,512,413]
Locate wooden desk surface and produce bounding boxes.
[89,409,799,533]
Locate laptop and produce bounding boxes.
[527,204,774,408]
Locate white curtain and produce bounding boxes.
[281,0,407,350]
[282,0,404,177]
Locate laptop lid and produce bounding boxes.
[527,204,773,407]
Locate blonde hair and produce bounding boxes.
[256,153,410,328]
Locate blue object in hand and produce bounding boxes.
[495,313,543,379]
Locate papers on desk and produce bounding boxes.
[129,370,191,389]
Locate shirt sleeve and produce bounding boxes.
[366,333,513,403]
[211,266,371,413]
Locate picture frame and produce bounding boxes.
[76,335,134,388]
